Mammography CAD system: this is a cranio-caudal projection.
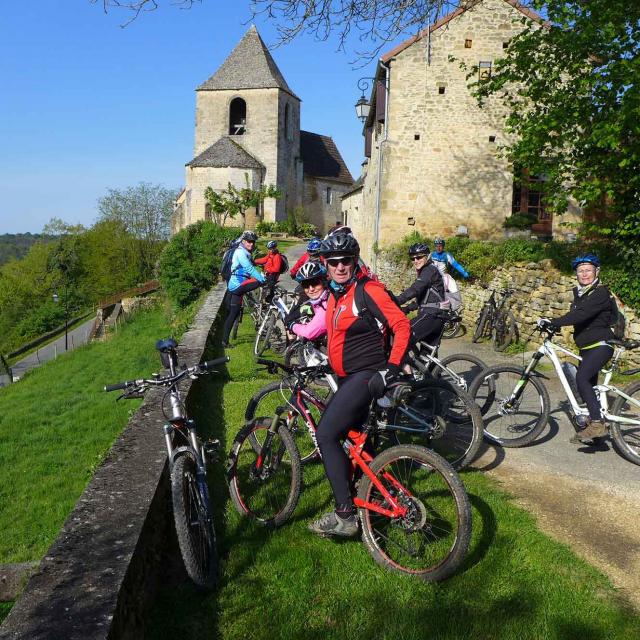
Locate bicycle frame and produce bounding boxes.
[408,343,467,390]
[509,337,640,425]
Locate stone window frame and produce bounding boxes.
[326,186,333,205]
[229,96,247,136]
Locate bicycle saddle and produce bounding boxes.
[156,337,178,352]
[608,338,640,351]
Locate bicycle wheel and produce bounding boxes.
[283,341,304,367]
[433,353,493,417]
[254,310,276,356]
[228,417,301,527]
[269,316,288,354]
[245,380,331,464]
[610,380,640,466]
[386,379,483,470]
[469,365,550,447]
[170,452,217,591]
[492,311,517,352]
[471,306,491,343]
[358,444,471,582]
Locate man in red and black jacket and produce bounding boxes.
[308,233,410,538]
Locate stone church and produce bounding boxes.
[341,0,581,267]
[172,26,353,235]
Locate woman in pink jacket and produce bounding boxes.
[285,261,329,342]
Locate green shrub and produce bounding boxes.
[256,221,276,235]
[159,221,241,308]
[503,212,537,229]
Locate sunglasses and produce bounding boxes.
[327,257,354,267]
[411,255,427,261]
[302,278,323,289]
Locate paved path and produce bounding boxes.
[11,317,96,380]
[440,334,640,606]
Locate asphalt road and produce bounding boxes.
[11,316,96,380]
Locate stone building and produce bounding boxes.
[342,0,581,267]
[172,26,353,235]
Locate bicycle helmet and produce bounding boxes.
[241,230,258,242]
[319,232,360,258]
[307,237,322,255]
[434,237,445,246]
[408,242,430,258]
[571,253,600,270]
[266,240,278,250]
[326,224,353,238]
[295,260,327,283]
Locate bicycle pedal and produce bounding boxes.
[203,439,221,462]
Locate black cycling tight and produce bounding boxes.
[316,370,376,507]
[222,279,263,343]
[577,344,613,420]
[411,313,445,347]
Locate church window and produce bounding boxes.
[326,187,333,205]
[205,202,213,221]
[229,97,246,135]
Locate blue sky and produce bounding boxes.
[0,0,391,233]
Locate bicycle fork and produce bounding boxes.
[502,352,544,411]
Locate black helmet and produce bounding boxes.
[408,242,430,258]
[266,240,278,250]
[295,260,327,283]
[319,232,360,258]
[241,230,258,242]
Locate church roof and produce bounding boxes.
[197,26,298,99]
[186,137,265,170]
[300,131,354,185]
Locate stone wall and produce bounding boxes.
[350,0,582,264]
[0,284,227,640]
[377,253,640,366]
[303,177,353,235]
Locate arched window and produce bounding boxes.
[229,98,246,135]
[284,103,292,141]
[204,202,213,221]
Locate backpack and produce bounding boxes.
[278,253,289,275]
[220,240,241,282]
[609,290,627,340]
[353,277,403,354]
[442,273,462,311]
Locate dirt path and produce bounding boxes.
[482,457,640,608]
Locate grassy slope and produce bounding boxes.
[0,305,178,565]
[148,319,638,640]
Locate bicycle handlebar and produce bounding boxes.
[104,355,230,393]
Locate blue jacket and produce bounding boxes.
[228,245,265,292]
[431,251,469,279]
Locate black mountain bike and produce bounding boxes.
[105,339,228,591]
[472,287,519,351]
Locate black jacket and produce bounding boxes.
[552,284,615,348]
[396,263,445,314]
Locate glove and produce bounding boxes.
[537,318,558,332]
[368,364,401,399]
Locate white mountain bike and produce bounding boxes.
[469,323,640,463]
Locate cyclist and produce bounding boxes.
[255,240,283,301]
[221,230,265,349]
[431,237,469,279]
[538,253,615,442]
[285,261,329,342]
[308,233,410,537]
[290,237,321,279]
[396,242,447,347]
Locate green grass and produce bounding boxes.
[147,318,639,639]
[0,302,188,565]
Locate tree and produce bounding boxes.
[203,181,281,228]
[470,0,640,260]
[97,182,177,278]
[90,0,201,26]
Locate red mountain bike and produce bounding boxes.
[227,359,472,582]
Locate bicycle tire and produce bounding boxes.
[245,379,331,464]
[283,341,304,368]
[254,310,276,356]
[358,444,471,582]
[492,311,517,352]
[228,417,302,527]
[610,380,640,466]
[472,306,491,343]
[386,379,483,470]
[170,452,218,591]
[469,365,550,447]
